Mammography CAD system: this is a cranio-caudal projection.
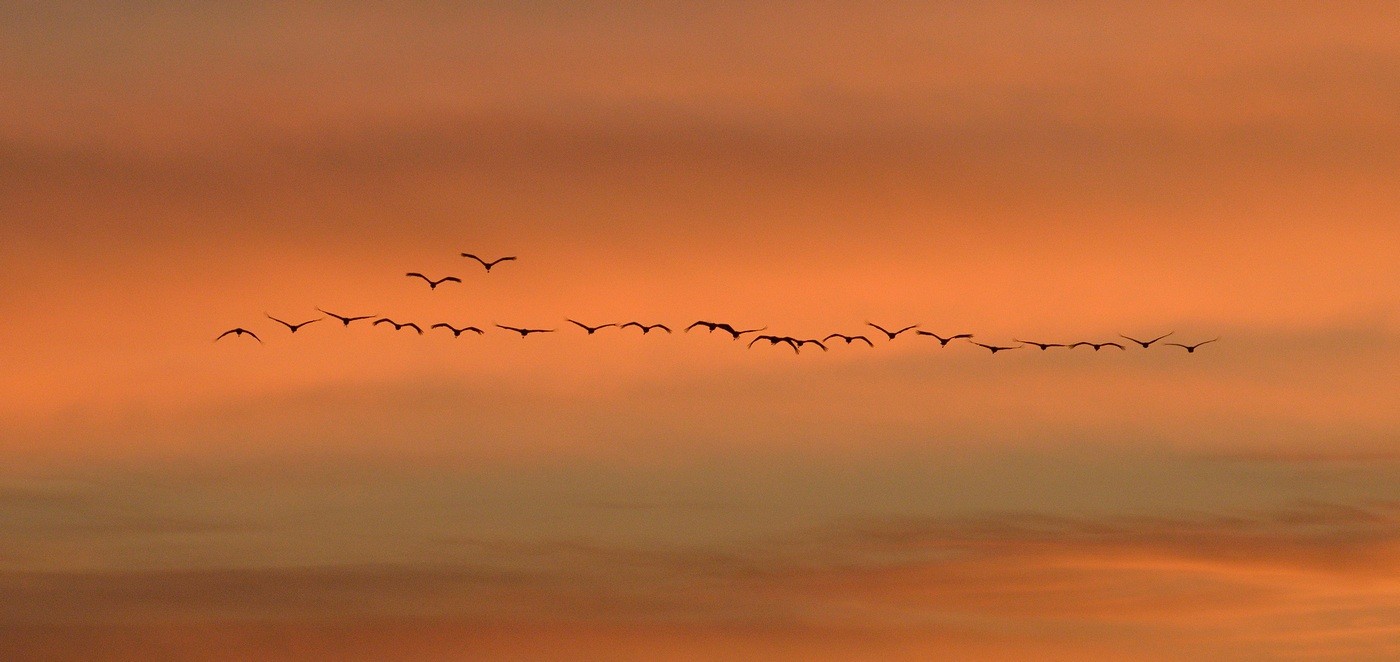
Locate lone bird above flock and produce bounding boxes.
[460,253,517,272]
[868,323,919,340]
[568,320,617,334]
[316,308,376,327]
[1120,332,1174,348]
[823,333,875,347]
[917,331,974,346]
[496,325,554,337]
[972,342,1019,354]
[266,314,321,333]
[215,328,261,344]
[374,318,423,334]
[1165,338,1219,353]
[406,273,461,290]
[622,322,671,334]
[431,323,484,337]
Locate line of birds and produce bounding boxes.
[216,251,1219,354]
[219,316,1218,354]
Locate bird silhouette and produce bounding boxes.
[971,342,1019,354]
[316,307,376,327]
[460,253,517,272]
[868,323,919,340]
[916,331,973,346]
[1164,338,1219,353]
[1120,332,1174,348]
[374,318,423,334]
[823,333,874,347]
[406,273,461,290]
[215,327,261,343]
[496,325,554,337]
[568,320,617,334]
[431,323,484,337]
[621,322,672,334]
[686,321,764,339]
[793,338,828,352]
[1070,341,1125,351]
[266,314,321,333]
[1014,339,1067,350]
[748,334,801,353]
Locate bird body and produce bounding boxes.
[497,325,554,337]
[266,314,321,333]
[1070,341,1125,351]
[1014,339,1066,350]
[868,323,919,340]
[1165,338,1219,353]
[621,322,672,334]
[373,318,423,334]
[431,323,484,337]
[215,327,261,343]
[916,331,973,346]
[406,273,462,290]
[460,253,517,272]
[971,342,1019,354]
[823,333,874,347]
[748,334,801,353]
[316,308,376,327]
[568,320,617,334]
[1120,332,1174,348]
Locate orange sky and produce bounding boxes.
[2,2,1398,659]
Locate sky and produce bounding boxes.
[2,2,1398,659]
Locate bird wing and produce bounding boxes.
[567,320,589,330]
[486,256,517,266]
[1069,342,1092,348]
[460,253,484,264]
[894,325,918,335]
[621,322,642,330]
[406,272,428,281]
[655,324,672,333]
[867,323,892,334]
[1105,342,1125,349]
[466,327,484,334]
[431,323,453,330]
[214,329,238,341]
[856,336,874,347]
[245,330,262,343]
[496,324,521,332]
[374,318,395,326]
[822,334,844,341]
[404,323,423,334]
[266,314,294,328]
[443,276,462,283]
[685,321,710,332]
[315,308,348,322]
[951,334,973,340]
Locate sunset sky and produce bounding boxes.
[2,2,1398,659]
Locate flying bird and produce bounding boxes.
[1070,341,1125,351]
[406,273,461,290]
[568,320,617,334]
[1014,339,1067,350]
[431,323,484,337]
[266,314,321,333]
[215,327,261,344]
[621,322,672,334]
[916,331,974,346]
[823,333,875,347]
[373,318,423,334]
[867,323,919,340]
[1120,332,1174,348]
[496,325,554,337]
[1165,338,1219,353]
[793,338,828,352]
[971,342,1019,354]
[748,334,801,353]
[687,321,764,339]
[316,307,376,327]
[460,253,517,272]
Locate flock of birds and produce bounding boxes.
[216,251,1221,355]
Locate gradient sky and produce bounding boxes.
[2,2,1398,660]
